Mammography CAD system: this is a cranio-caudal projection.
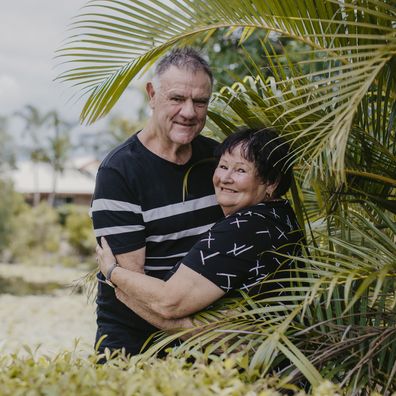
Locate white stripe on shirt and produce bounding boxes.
[142,195,218,222]
[91,195,218,223]
[94,225,145,237]
[146,252,189,259]
[91,198,142,214]
[146,223,214,243]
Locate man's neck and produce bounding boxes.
[138,127,192,165]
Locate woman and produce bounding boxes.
[97,127,304,332]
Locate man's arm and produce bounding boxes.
[92,167,146,273]
[115,247,145,273]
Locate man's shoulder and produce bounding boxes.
[192,134,220,152]
[100,133,142,169]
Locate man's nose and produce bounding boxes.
[179,99,196,118]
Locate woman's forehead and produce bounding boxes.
[221,145,253,164]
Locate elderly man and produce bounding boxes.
[91,47,223,356]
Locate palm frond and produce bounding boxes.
[56,0,396,182]
[139,205,395,390]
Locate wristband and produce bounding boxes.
[105,262,118,288]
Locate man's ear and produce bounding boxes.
[146,82,155,109]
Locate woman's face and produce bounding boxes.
[213,144,268,216]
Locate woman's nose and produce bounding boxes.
[220,170,233,183]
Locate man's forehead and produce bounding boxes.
[158,80,212,99]
[157,66,211,86]
[163,85,210,95]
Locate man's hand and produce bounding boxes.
[96,237,117,278]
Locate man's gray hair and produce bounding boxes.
[152,47,213,88]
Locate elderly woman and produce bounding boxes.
[97,127,304,332]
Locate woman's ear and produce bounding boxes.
[263,179,279,199]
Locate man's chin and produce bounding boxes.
[170,129,199,144]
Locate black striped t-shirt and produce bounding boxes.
[91,132,224,353]
[92,133,223,276]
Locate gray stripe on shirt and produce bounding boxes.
[146,223,214,243]
[94,225,145,237]
[143,195,218,222]
[91,198,142,213]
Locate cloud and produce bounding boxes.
[0,74,22,114]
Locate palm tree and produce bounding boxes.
[15,105,52,206]
[41,111,74,207]
[15,106,74,206]
[56,0,396,392]
[0,116,15,174]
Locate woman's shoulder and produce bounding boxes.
[234,200,291,217]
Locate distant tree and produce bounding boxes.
[40,111,74,207]
[15,106,74,206]
[0,116,16,174]
[15,105,52,205]
[0,117,20,256]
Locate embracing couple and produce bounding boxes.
[91,47,303,357]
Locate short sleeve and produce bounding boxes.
[91,167,146,254]
[181,214,274,292]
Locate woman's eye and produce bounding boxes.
[219,165,227,170]
[237,168,246,173]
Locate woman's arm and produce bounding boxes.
[97,238,225,327]
[114,288,195,332]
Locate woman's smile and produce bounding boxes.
[213,144,268,216]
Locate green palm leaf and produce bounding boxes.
[138,205,395,390]
[56,0,395,180]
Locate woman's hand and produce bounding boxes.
[96,237,117,278]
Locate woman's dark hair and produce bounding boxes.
[215,127,293,198]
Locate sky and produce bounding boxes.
[0,0,143,134]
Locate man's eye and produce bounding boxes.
[171,97,183,102]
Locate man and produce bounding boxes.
[91,47,223,356]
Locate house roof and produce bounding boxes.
[9,158,99,195]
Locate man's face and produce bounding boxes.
[147,66,212,146]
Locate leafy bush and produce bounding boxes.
[8,202,63,265]
[0,179,26,255]
[0,350,344,396]
[59,204,96,257]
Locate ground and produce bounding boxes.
[0,263,96,356]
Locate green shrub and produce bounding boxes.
[0,179,26,254]
[8,202,63,265]
[0,350,345,396]
[61,204,96,257]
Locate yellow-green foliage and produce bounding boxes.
[0,350,346,396]
[0,180,26,253]
[8,202,62,265]
[62,204,96,256]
